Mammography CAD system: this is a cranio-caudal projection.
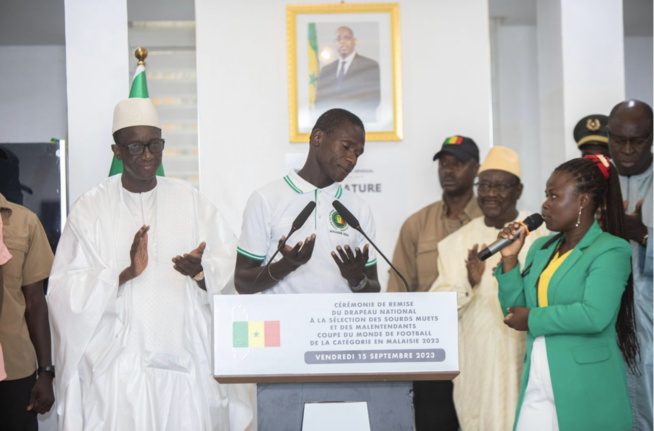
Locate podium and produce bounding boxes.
[213,292,459,430]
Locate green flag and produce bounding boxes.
[308,23,320,108]
[109,63,165,177]
[129,65,149,98]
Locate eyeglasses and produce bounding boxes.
[119,139,165,156]
[474,182,518,193]
[608,131,652,147]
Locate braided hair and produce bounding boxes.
[554,157,639,371]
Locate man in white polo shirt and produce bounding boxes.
[235,109,413,431]
[235,108,379,295]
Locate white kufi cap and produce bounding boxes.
[112,98,160,134]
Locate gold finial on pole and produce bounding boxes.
[134,47,148,66]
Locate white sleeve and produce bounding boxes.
[194,192,238,298]
[47,208,122,424]
[237,191,271,263]
[429,239,474,312]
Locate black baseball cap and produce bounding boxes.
[433,135,479,162]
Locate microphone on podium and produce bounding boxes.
[332,200,410,292]
[249,201,316,293]
[476,213,544,261]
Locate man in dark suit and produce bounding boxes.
[315,26,380,123]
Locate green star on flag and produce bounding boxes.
[233,321,281,348]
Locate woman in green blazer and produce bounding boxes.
[494,156,639,431]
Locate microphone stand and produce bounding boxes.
[353,226,410,293]
[248,226,296,295]
[332,200,410,292]
[248,201,317,294]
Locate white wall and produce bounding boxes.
[0,46,67,142]
[491,0,653,223]
[491,0,653,216]
[625,36,654,108]
[195,0,494,289]
[559,0,625,161]
[64,0,129,206]
[492,25,541,214]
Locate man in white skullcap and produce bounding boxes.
[430,146,548,431]
[47,98,252,431]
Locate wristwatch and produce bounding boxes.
[350,274,369,292]
[192,270,205,281]
[37,365,55,378]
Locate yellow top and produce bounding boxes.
[537,248,573,307]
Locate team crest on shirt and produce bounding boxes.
[329,210,349,230]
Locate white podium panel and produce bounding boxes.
[213,292,458,383]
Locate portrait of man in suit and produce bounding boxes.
[314,26,381,123]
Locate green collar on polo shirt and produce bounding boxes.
[283,170,343,199]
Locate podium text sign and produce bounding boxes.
[213,292,459,383]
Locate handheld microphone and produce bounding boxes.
[477,213,544,261]
[332,200,410,292]
[249,201,316,293]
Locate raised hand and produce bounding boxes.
[119,225,149,285]
[279,234,316,269]
[172,242,205,278]
[331,244,369,287]
[466,244,486,287]
[623,200,648,244]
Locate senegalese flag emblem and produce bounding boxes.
[233,321,281,348]
[443,136,463,145]
[330,210,348,230]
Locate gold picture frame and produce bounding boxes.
[287,3,403,142]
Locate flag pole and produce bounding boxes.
[135,47,148,66]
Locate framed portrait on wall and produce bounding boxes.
[287,3,402,142]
